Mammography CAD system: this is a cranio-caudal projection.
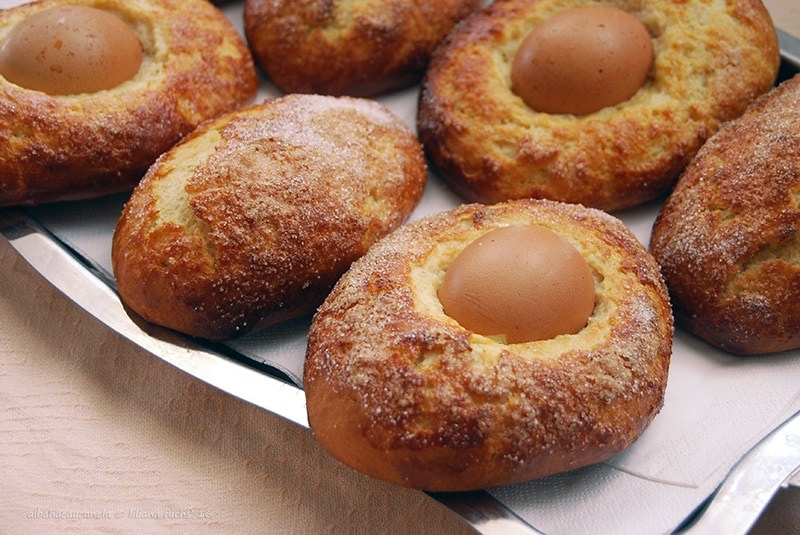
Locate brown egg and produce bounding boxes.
[438,225,595,344]
[511,6,653,115]
[0,5,142,95]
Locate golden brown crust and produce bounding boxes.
[304,199,673,491]
[650,75,800,355]
[243,0,482,97]
[417,0,780,212]
[0,0,258,207]
[112,94,427,341]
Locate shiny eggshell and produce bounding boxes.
[0,5,142,95]
[438,225,595,344]
[511,6,653,115]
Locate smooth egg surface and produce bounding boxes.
[438,225,595,344]
[0,5,142,95]
[511,6,653,115]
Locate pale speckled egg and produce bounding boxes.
[438,225,596,344]
[0,5,142,95]
[511,6,653,115]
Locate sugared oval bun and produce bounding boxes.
[417,0,780,212]
[242,0,482,97]
[304,199,673,491]
[650,74,800,356]
[0,0,258,207]
[112,94,427,341]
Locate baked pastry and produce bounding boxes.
[417,0,780,212]
[0,0,257,207]
[243,0,482,97]
[650,75,800,355]
[112,94,427,341]
[304,199,673,491]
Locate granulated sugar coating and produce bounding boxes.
[650,75,800,355]
[112,94,427,340]
[305,199,673,491]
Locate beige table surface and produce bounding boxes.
[2,2,800,534]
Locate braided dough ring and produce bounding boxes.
[243,0,482,96]
[417,0,780,211]
[304,199,673,491]
[0,0,257,207]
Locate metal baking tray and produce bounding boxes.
[2,3,799,533]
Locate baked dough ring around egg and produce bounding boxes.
[0,0,257,207]
[304,199,673,491]
[243,0,482,96]
[417,0,780,212]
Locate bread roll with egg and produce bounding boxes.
[243,0,482,96]
[0,0,257,207]
[417,0,780,211]
[304,199,673,491]
[650,75,800,355]
[112,94,427,341]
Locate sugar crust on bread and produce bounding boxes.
[417,0,780,211]
[243,0,482,96]
[304,199,673,491]
[112,94,427,340]
[651,74,800,355]
[0,0,258,206]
